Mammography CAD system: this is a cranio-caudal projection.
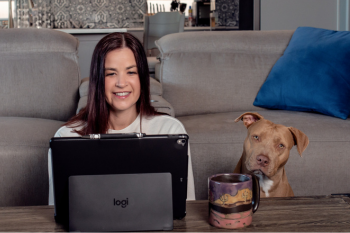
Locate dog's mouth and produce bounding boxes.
[251,169,266,176]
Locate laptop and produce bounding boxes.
[69,173,173,232]
[50,133,188,228]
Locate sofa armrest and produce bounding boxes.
[154,62,161,82]
[151,95,175,117]
[76,78,89,114]
[150,77,162,96]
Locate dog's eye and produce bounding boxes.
[253,135,259,140]
[279,144,285,148]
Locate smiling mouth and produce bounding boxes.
[114,92,130,97]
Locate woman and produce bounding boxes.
[48,33,195,205]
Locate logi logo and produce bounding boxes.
[113,198,128,208]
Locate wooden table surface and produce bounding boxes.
[0,195,349,232]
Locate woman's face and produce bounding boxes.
[104,48,141,115]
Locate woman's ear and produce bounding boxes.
[234,112,264,128]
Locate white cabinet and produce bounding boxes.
[260,0,349,31]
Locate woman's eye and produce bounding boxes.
[279,144,285,148]
[128,71,137,75]
[106,73,115,76]
[253,135,259,140]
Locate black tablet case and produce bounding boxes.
[68,173,173,232]
[50,133,188,227]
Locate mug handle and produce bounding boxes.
[251,174,260,213]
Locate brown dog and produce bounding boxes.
[233,112,309,198]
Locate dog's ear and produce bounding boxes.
[288,127,309,157]
[235,112,264,128]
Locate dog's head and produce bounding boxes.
[235,112,309,179]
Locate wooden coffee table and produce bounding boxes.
[0,195,349,232]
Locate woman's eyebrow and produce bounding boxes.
[104,68,117,71]
[104,65,136,71]
[126,65,137,70]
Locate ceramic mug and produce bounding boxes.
[208,173,260,229]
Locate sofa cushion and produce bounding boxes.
[254,27,350,120]
[177,110,350,200]
[76,96,88,114]
[0,29,80,121]
[156,31,294,117]
[0,117,64,206]
[79,77,89,97]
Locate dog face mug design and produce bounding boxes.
[208,173,260,229]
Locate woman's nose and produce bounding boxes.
[115,74,127,88]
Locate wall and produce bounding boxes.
[261,0,349,31]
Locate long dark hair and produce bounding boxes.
[64,32,162,135]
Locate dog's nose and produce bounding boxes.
[256,155,270,167]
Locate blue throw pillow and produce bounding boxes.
[253,27,350,120]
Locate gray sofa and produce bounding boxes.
[2,28,349,207]
[155,31,350,200]
[0,28,80,206]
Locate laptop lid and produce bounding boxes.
[69,173,173,232]
[50,133,188,227]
